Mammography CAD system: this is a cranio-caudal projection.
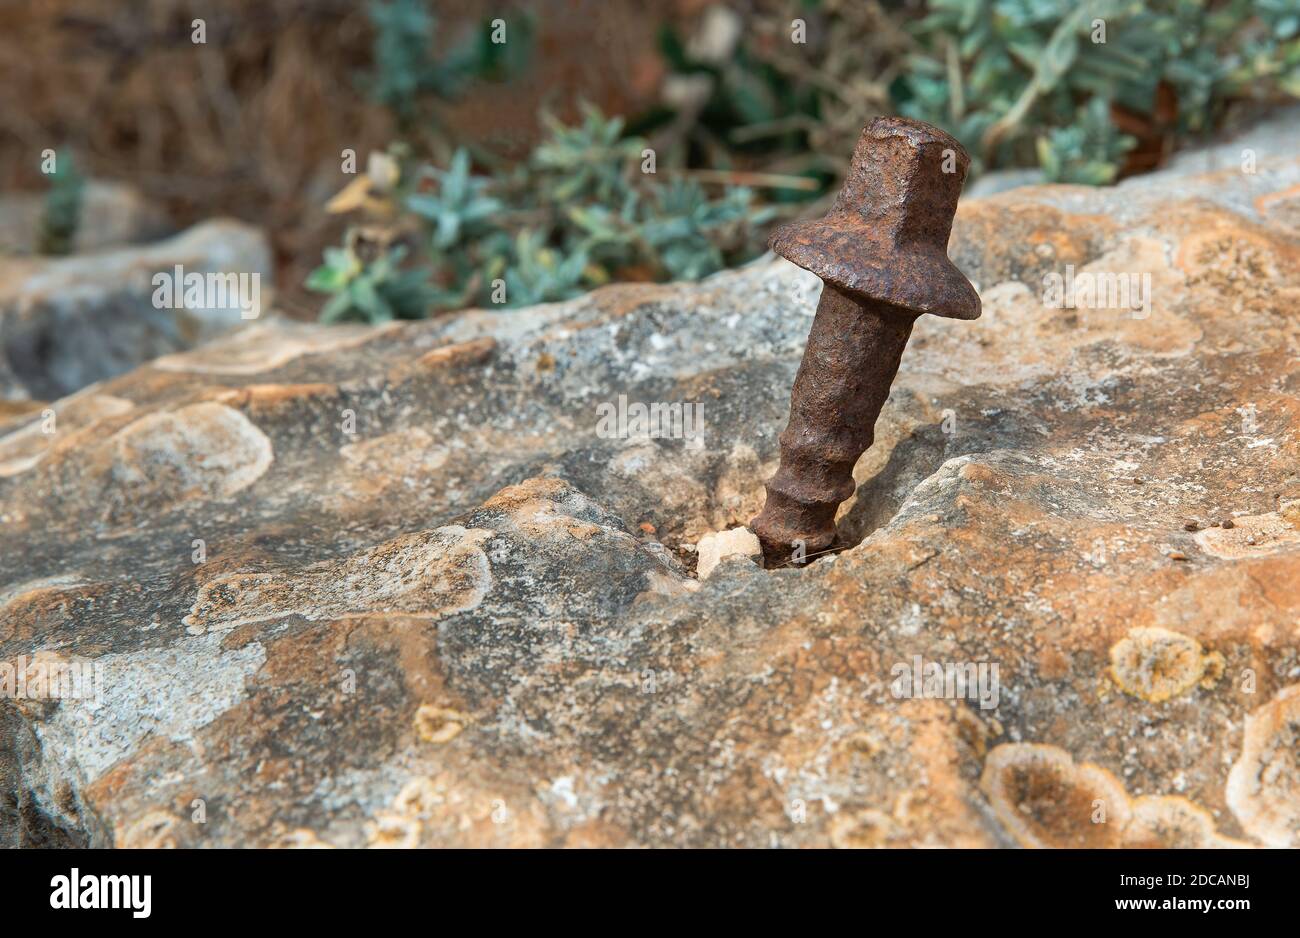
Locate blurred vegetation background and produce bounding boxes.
[2,0,1296,321]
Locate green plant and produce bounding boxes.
[364,0,532,124]
[894,0,1300,181]
[313,0,1299,323]
[407,148,503,250]
[307,234,448,323]
[532,108,647,204]
[309,105,776,322]
[367,0,458,117]
[647,0,1298,189]
[499,229,591,307]
[39,149,85,256]
[1036,95,1137,185]
[651,7,843,201]
[570,179,774,282]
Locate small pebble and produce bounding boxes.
[1183,520,1200,532]
[1222,518,1235,529]
[1166,550,1189,561]
[639,522,657,535]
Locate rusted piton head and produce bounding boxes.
[769,116,979,321]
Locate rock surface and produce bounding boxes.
[0,220,272,401]
[1,112,1299,848]
[695,526,762,580]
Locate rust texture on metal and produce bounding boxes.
[751,116,980,563]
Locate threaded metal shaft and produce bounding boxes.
[751,284,916,562]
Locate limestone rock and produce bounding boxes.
[2,110,1300,847]
[0,219,272,401]
[695,526,762,579]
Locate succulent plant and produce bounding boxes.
[38,149,85,257]
[310,105,777,324]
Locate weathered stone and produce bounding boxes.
[1,111,1299,848]
[965,167,1045,199]
[695,526,761,579]
[0,220,272,401]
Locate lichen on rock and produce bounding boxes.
[1226,685,1300,847]
[1108,627,1224,702]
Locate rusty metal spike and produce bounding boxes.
[751,117,981,564]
